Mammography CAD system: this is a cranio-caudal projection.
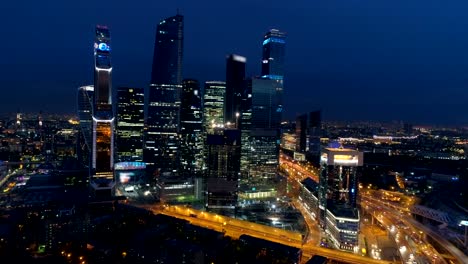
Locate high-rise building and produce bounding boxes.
[116,87,144,162]
[145,14,184,178]
[180,79,203,175]
[91,25,115,198]
[77,85,94,151]
[295,110,322,163]
[206,128,241,211]
[240,79,252,179]
[203,81,226,133]
[262,29,286,79]
[318,147,363,251]
[150,14,184,85]
[202,81,226,172]
[251,77,282,130]
[145,84,181,177]
[308,110,322,165]
[225,54,246,125]
[295,113,307,153]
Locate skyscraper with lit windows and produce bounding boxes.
[91,25,115,198]
[145,14,184,177]
[318,147,363,251]
[180,79,203,175]
[203,81,225,133]
[116,87,144,162]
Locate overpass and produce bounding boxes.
[142,204,395,264]
[410,205,452,225]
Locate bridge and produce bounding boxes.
[410,205,452,225]
[140,204,395,264]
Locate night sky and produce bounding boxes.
[1,0,468,125]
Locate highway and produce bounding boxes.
[362,195,466,264]
[138,203,395,264]
[278,152,467,263]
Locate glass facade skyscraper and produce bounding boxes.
[87,25,115,199]
[203,81,225,133]
[150,14,184,85]
[206,128,241,211]
[145,83,181,176]
[251,77,282,129]
[262,29,286,79]
[77,85,94,150]
[116,87,144,162]
[225,54,246,125]
[146,14,184,178]
[180,79,203,175]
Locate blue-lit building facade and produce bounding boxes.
[114,161,146,187]
[318,147,363,251]
[145,14,184,178]
[262,29,286,79]
[245,29,285,184]
[91,25,115,198]
[116,87,144,162]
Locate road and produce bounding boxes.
[136,203,396,264]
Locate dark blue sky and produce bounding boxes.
[1,0,468,125]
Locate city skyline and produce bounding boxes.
[2,0,468,125]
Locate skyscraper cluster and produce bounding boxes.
[77,15,286,208]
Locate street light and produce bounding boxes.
[459,220,468,248]
[235,112,240,128]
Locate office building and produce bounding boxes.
[295,110,322,164]
[206,129,241,211]
[145,14,184,178]
[77,85,94,151]
[180,79,203,175]
[251,77,282,130]
[116,87,144,162]
[240,79,252,179]
[145,83,181,177]
[203,81,226,133]
[225,54,246,125]
[318,147,363,251]
[261,29,286,79]
[150,14,183,85]
[91,25,115,198]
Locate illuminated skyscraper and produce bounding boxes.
[150,14,183,85]
[116,87,144,162]
[145,14,184,177]
[91,25,115,197]
[145,83,181,177]
[203,81,225,133]
[180,79,203,175]
[225,54,246,125]
[244,29,285,182]
[318,147,362,251]
[261,29,286,79]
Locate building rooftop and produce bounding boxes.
[327,202,359,220]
